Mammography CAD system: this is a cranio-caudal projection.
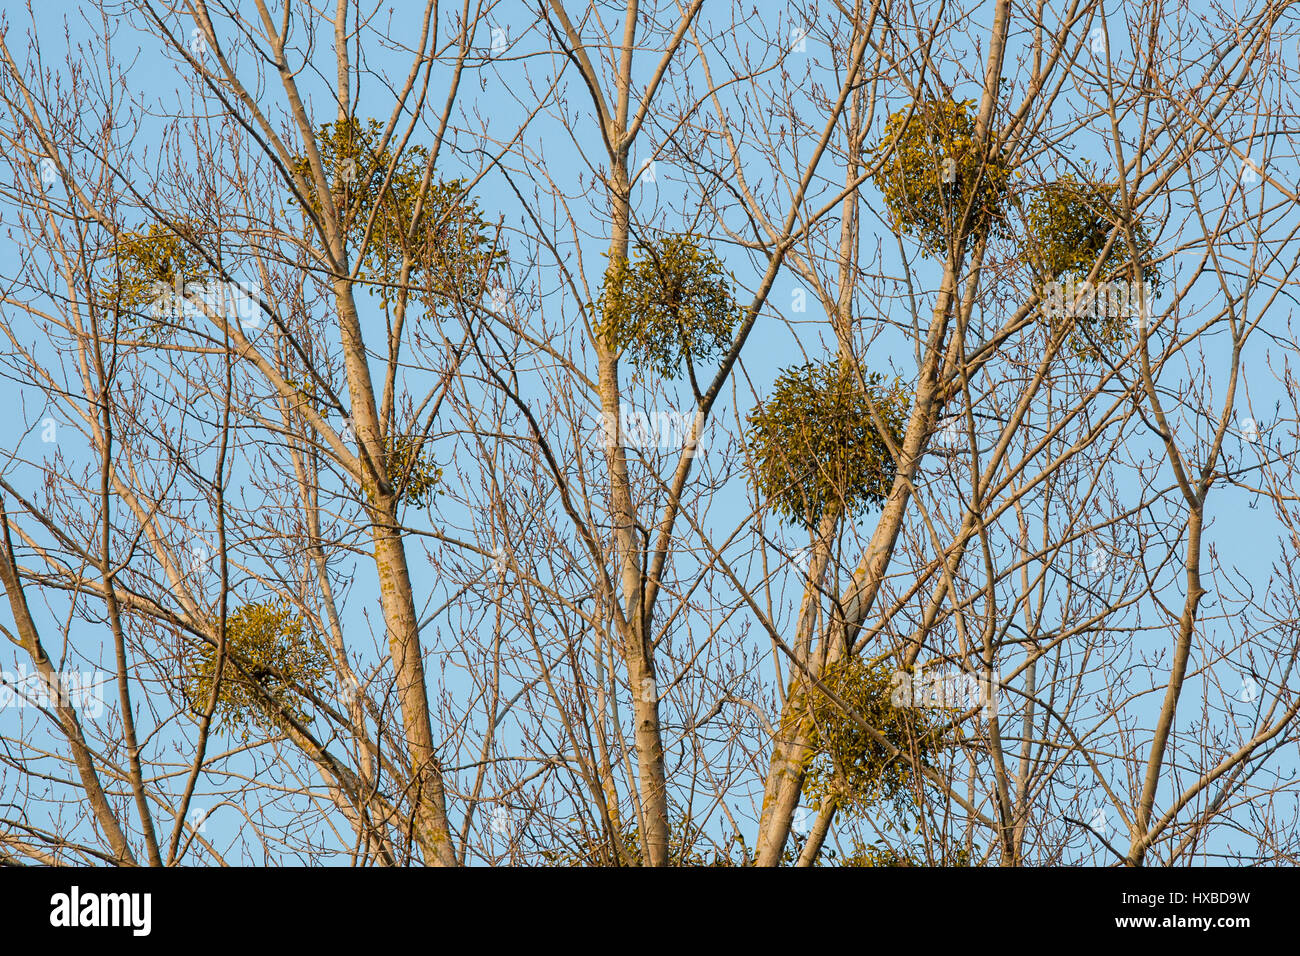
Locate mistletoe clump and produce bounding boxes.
[290,118,506,312]
[382,433,443,507]
[836,839,971,867]
[746,359,909,529]
[98,222,211,340]
[596,233,741,378]
[800,655,943,816]
[1023,173,1162,362]
[184,599,329,736]
[1024,173,1160,289]
[868,98,1012,257]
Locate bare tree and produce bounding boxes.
[2,0,1299,868]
